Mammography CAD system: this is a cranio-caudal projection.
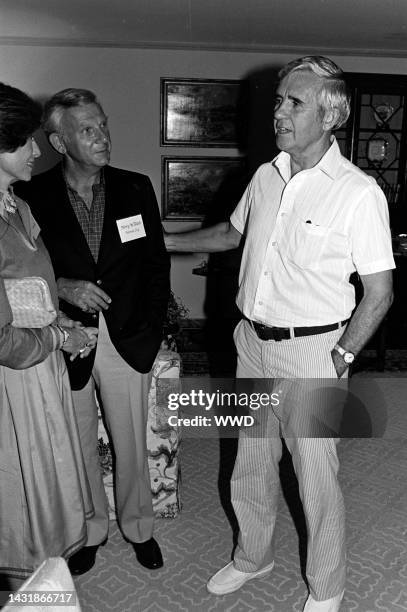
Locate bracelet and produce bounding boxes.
[55,324,70,348]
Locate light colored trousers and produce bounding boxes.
[232,319,347,601]
[72,314,154,545]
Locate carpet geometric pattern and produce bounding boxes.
[74,430,407,611]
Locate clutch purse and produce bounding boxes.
[4,276,57,328]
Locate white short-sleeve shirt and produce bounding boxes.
[230,138,395,327]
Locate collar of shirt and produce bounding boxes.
[272,136,341,184]
[63,168,105,203]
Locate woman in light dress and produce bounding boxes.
[0,82,97,583]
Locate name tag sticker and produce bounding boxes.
[116,214,146,243]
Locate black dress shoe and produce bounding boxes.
[132,538,163,569]
[68,545,99,575]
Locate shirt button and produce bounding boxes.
[271,241,277,247]
[96,279,102,285]
[264,271,268,276]
[258,301,263,306]
[92,313,98,319]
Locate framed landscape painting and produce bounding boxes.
[162,156,246,221]
[161,78,247,147]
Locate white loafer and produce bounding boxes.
[303,590,344,611]
[207,560,275,595]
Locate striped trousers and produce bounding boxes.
[231,319,347,601]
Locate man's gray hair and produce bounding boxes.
[42,88,101,135]
[278,56,350,129]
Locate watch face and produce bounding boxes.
[344,352,355,364]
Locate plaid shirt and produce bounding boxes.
[64,170,105,262]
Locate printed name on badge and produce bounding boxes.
[116,214,146,243]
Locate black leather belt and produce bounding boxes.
[250,319,348,341]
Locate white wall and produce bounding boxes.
[1,45,405,317]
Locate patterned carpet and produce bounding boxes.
[73,357,407,612]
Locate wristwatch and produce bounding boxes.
[334,343,355,365]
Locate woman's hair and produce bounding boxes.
[278,56,350,129]
[42,88,99,135]
[0,83,42,153]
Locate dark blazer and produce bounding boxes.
[17,164,170,390]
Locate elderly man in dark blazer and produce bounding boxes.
[17,89,170,575]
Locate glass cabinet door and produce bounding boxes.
[336,73,407,230]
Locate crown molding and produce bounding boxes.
[0,36,406,58]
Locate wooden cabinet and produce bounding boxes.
[336,73,407,231]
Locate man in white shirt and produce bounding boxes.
[165,56,394,612]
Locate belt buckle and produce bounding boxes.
[273,327,287,341]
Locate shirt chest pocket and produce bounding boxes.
[286,216,348,270]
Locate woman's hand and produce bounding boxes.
[77,326,98,358]
[56,313,98,360]
[60,325,92,361]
